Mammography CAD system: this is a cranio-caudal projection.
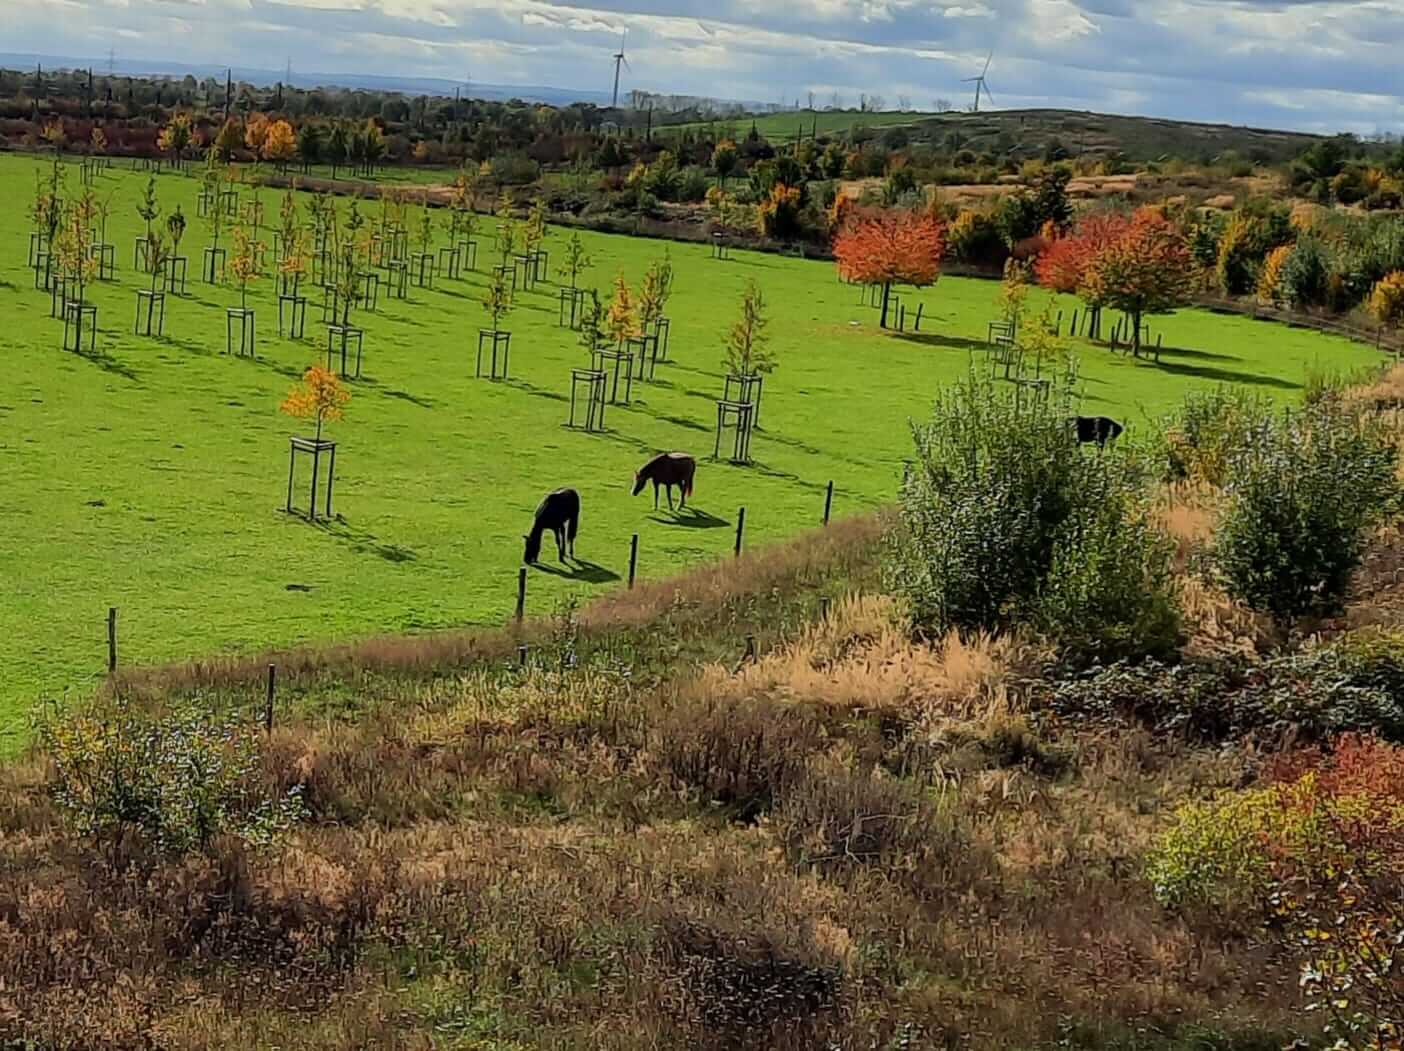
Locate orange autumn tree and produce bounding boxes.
[280,364,350,444]
[1079,209,1195,357]
[833,208,945,329]
[263,119,297,171]
[1034,211,1130,294]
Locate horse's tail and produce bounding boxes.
[568,501,580,544]
[684,460,696,497]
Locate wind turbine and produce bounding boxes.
[611,30,630,108]
[962,52,994,113]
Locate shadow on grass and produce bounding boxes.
[73,345,141,382]
[505,379,569,403]
[313,518,419,564]
[361,378,436,409]
[1155,345,1244,363]
[648,507,729,529]
[1151,359,1301,390]
[892,332,990,353]
[530,558,620,583]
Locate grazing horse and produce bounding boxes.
[633,452,696,511]
[524,488,580,564]
[1073,416,1124,448]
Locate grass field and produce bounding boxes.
[0,151,1381,744]
[661,108,921,145]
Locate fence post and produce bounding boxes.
[107,607,117,673]
[264,664,276,732]
[628,533,639,589]
[515,567,527,623]
[734,507,746,558]
[819,596,830,620]
[517,644,529,667]
[823,481,834,526]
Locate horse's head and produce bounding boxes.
[523,532,541,565]
[631,471,646,496]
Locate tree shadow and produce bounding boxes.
[360,378,436,409]
[1155,345,1244,363]
[649,507,729,529]
[73,346,141,382]
[314,519,418,563]
[892,332,990,353]
[530,558,620,583]
[1150,359,1301,390]
[505,378,569,403]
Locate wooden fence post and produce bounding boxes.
[734,507,746,557]
[823,481,834,526]
[819,596,830,620]
[517,644,529,667]
[628,533,639,589]
[107,607,117,673]
[515,567,527,623]
[265,664,276,732]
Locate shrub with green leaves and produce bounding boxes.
[885,368,1181,663]
[36,697,304,853]
[1212,399,1399,621]
[1163,386,1269,487]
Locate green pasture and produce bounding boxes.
[660,109,925,144]
[0,151,1381,744]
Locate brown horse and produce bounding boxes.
[633,452,696,511]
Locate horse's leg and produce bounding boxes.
[666,483,674,511]
[555,526,566,561]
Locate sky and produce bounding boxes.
[2,0,1402,135]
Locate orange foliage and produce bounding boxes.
[1268,734,1404,806]
[832,209,945,289]
[263,120,297,165]
[280,365,350,442]
[244,112,270,154]
[1034,211,1131,293]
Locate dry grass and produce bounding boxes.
[0,510,1337,1049]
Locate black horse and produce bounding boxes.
[524,488,580,565]
[1073,416,1125,448]
[633,452,696,511]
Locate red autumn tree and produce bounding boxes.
[833,209,945,329]
[1035,211,1131,293]
[1080,209,1195,357]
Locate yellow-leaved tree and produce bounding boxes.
[1369,271,1404,333]
[605,273,639,347]
[263,119,297,171]
[280,364,350,443]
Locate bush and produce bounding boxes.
[885,369,1181,664]
[36,697,304,853]
[1212,399,1399,621]
[489,151,541,185]
[677,166,710,203]
[1163,386,1268,487]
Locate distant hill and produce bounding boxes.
[666,107,1327,165]
[0,52,616,107]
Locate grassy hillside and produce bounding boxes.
[0,152,1383,744]
[665,107,1324,164]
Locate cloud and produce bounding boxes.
[1,0,1399,133]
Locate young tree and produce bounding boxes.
[212,119,243,162]
[136,175,160,272]
[482,265,513,333]
[605,273,639,348]
[263,119,297,171]
[42,119,67,154]
[557,231,592,289]
[495,192,517,262]
[724,280,775,377]
[144,226,168,294]
[578,289,608,355]
[54,194,98,313]
[638,259,666,335]
[89,126,107,158]
[331,199,369,328]
[833,208,946,329]
[1080,210,1195,357]
[229,222,265,310]
[280,364,350,444]
[203,168,228,281]
[525,195,547,255]
[1035,212,1130,293]
[166,204,187,266]
[998,259,1029,331]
